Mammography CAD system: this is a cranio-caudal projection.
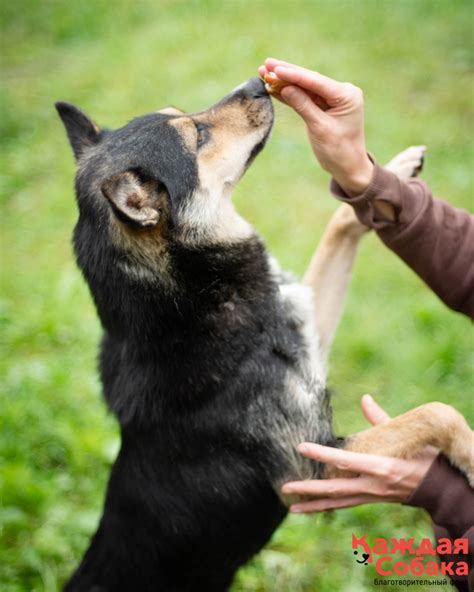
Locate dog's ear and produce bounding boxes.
[101,171,162,228]
[55,101,101,160]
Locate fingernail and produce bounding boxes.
[364,394,373,403]
[281,485,294,494]
[291,506,302,513]
[297,443,309,452]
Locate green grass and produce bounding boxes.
[1,1,473,590]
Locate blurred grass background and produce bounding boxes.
[1,1,473,590]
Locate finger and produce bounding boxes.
[282,476,379,497]
[290,494,378,513]
[264,57,296,71]
[361,394,390,426]
[265,58,350,106]
[259,63,329,110]
[297,443,392,477]
[279,86,326,126]
[310,92,331,112]
[274,66,346,103]
[258,65,295,105]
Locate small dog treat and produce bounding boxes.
[263,72,290,94]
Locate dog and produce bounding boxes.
[56,77,474,591]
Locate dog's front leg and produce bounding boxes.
[303,203,368,360]
[330,402,474,487]
[304,145,427,361]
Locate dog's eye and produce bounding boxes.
[195,122,210,148]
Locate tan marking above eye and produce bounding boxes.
[167,116,197,151]
[157,107,185,116]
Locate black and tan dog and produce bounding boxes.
[56,77,473,591]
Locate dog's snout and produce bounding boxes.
[234,77,268,100]
[246,77,268,99]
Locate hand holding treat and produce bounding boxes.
[263,71,291,95]
[258,58,374,196]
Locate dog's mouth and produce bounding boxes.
[237,78,274,170]
[191,78,274,189]
[244,125,272,170]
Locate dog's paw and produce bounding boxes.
[328,203,370,239]
[385,145,426,181]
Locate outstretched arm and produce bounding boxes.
[259,58,474,319]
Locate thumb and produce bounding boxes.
[361,394,390,426]
[281,85,324,126]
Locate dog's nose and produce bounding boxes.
[233,77,268,99]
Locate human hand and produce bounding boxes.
[258,58,374,196]
[281,395,438,513]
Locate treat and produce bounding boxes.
[263,72,290,94]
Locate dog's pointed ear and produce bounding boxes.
[101,172,162,228]
[55,101,101,160]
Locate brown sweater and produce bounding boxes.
[330,163,474,319]
[408,455,474,592]
[331,164,474,590]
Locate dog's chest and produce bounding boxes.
[269,256,325,385]
[253,257,332,485]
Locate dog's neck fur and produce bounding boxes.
[76,214,269,333]
[75,223,302,428]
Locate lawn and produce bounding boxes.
[1,1,472,591]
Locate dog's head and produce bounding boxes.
[56,77,273,251]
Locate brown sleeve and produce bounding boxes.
[330,164,474,319]
[406,454,474,537]
[405,454,474,591]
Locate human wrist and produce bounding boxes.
[334,156,374,197]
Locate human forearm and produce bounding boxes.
[331,151,374,197]
[331,164,474,318]
[260,58,474,317]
